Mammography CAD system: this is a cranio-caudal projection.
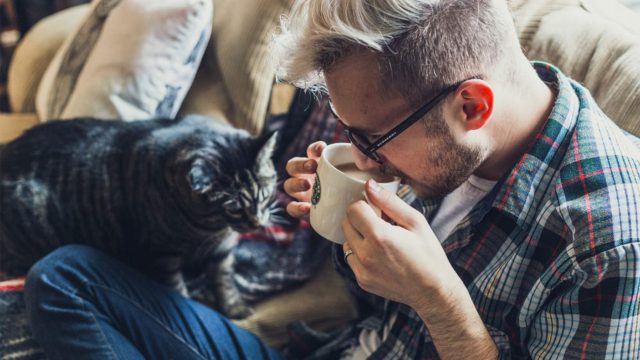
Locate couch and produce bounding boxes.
[1,0,639,352]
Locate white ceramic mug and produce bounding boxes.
[309,143,400,244]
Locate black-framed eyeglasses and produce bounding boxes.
[329,78,475,164]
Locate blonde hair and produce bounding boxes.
[274,0,520,105]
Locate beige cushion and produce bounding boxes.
[7,5,89,113]
[178,49,233,124]
[509,0,583,50]
[270,83,297,115]
[0,113,40,144]
[233,257,359,348]
[510,0,640,136]
[205,0,294,135]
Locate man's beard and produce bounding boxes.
[380,131,485,200]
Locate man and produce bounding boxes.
[21,0,640,359]
[281,0,640,358]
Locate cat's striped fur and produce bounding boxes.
[0,115,277,318]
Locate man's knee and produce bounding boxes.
[25,245,104,296]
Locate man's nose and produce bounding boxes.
[351,145,379,171]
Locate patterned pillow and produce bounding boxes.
[35,0,212,121]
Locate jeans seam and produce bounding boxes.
[80,280,209,360]
[46,279,119,360]
[79,297,121,360]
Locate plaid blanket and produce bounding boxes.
[232,91,348,301]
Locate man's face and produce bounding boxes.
[325,52,484,199]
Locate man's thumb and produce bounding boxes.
[365,179,419,229]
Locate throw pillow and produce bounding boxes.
[35,0,212,121]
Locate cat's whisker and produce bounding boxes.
[268,214,295,226]
[266,200,280,211]
[269,207,286,215]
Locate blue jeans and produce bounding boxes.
[24,245,283,360]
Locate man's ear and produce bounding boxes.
[457,79,494,131]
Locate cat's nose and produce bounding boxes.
[249,218,262,228]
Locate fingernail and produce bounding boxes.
[299,204,310,213]
[304,160,315,171]
[314,143,323,153]
[368,179,382,193]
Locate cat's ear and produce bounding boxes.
[187,158,213,194]
[254,131,278,167]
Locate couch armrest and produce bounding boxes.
[0,113,39,143]
[8,5,89,113]
[233,257,359,348]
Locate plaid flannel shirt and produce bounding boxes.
[312,62,640,359]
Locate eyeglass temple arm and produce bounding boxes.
[364,88,451,153]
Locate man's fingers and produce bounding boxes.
[365,180,423,230]
[342,217,364,245]
[306,141,327,160]
[346,200,383,240]
[342,241,364,285]
[283,178,311,197]
[286,201,310,220]
[285,157,318,176]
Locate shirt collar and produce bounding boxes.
[489,62,579,222]
[439,62,581,251]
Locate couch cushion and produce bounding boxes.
[35,0,212,121]
[510,0,640,136]
[203,0,294,135]
[0,113,40,144]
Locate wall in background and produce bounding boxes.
[13,0,89,34]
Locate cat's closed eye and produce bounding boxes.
[224,199,242,211]
[207,193,226,203]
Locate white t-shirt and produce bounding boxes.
[350,175,497,359]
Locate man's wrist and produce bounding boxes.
[412,269,498,359]
[412,267,466,320]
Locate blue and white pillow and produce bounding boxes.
[36,0,212,121]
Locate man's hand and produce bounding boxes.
[283,141,327,220]
[342,179,498,359]
[341,179,457,308]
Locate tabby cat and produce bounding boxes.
[0,115,278,318]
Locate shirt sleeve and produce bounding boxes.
[526,243,640,359]
[486,325,512,359]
